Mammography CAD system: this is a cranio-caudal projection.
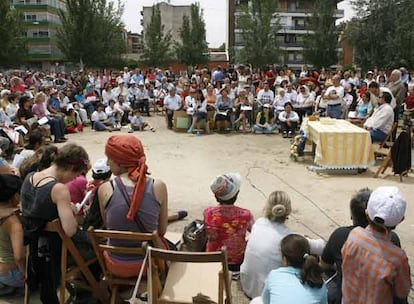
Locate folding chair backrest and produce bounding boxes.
[148,247,232,304]
[379,122,397,149]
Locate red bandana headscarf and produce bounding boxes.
[105,135,148,221]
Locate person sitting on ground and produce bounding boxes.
[97,135,168,278]
[187,89,208,134]
[278,102,299,138]
[105,99,122,128]
[215,88,234,131]
[0,174,25,296]
[115,95,131,126]
[250,234,327,304]
[321,188,402,304]
[21,144,89,303]
[204,173,254,272]
[128,109,155,132]
[341,186,411,304]
[240,191,325,299]
[363,91,394,142]
[91,103,115,132]
[252,104,277,134]
[164,87,182,130]
[64,107,83,133]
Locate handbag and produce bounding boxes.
[182,219,207,252]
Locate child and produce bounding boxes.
[64,108,83,133]
[128,109,155,132]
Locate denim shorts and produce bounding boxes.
[0,268,23,288]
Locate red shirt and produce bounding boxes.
[264,70,276,86]
[405,95,414,110]
[204,205,254,265]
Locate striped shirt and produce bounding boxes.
[341,226,411,304]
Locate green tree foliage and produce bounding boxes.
[303,0,338,69]
[57,0,126,68]
[176,3,209,66]
[235,0,280,68]
[0,1,26,67]
[348,0,414,70]
[142,4,172,67]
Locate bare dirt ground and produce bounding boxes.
[2,115,413,304]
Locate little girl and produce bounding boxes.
[64,108,83,133]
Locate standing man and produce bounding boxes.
[387,69,407,139]
[323,75,344,119]
[164,87,181,129]
[257,81,274,108]
[341,186,411,304]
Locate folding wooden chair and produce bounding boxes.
[88,228,164,304]
[148,247,232,304]
[374,122,397,159]
[24,219,107,304]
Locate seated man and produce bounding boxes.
[363,91,394,142]
[253,104,277,134]
[321,188,403,304]
[114,95,131,126]
[278,102,299,138]
[136,82,150,116]
[164,87,181,129]
[91,104,115,132]
[341,186,411,304]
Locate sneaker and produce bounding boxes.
[282,131,288,138]
[187,128,193,134]
[128,128,133,133]
[288,131,293,138]
[150,127,155,132]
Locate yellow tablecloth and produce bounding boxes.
[307,119,375,169]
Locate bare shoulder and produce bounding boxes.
[97,180,114,207]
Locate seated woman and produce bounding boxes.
[272,88,290,114]
[294,85,315,125]
[240,191,325,299]
[15,96,36,131]
[97,135,168,278]
[215,88,233,131]
[187,89,208,134]
[234,88,253,133]
[21,144,88,303]
[204,173,253,271]
[64,107,83,133]
[278,102,299,138]
[252,104,277,134]
[348,91,371,125]
[0,174,25,296]
[250,234,327,304]
[32,92,67,143]
[205,85,217,111]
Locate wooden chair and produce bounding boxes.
[148,247,232,304]
[374,123,397,158]
[173,110,191,132]
[24,219,107,304]
[88,229,164,304]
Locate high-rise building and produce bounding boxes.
[11,0,66,70]
[141,1,192,46]
[229,0,344,69]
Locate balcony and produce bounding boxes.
[273,8,345,19]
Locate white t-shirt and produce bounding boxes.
[324,85,344,105]
[257,89,275,105]
[164,94,181,111]
[91,111,107,122]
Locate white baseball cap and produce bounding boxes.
[92,158,111,174]
[367,186,406,227]
[210,173,241,201]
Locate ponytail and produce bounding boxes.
[301,254,323,288]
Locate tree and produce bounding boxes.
[176,3,209,66]
[0,1,26,67]
[57,0,126,68]
[141,4,172,67]
[235,0,280,68]
[303,0,338,69]
[347,0,414,70]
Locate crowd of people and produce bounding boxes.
[0,64,412,303]
[1,64,413,159]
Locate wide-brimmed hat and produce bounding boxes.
[210,173,241,201]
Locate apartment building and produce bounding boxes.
[11,0,66,70]
[141,1,192,46]
[229,0,344,69]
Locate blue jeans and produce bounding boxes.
[327,104,342,119]
[93,121,107,131]
[253,124,277,134]
[370,129,387,143]
[0,268,24,288]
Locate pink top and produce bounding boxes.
[204,205,254,265]
[66,175,87,205]
[31,103,46,118]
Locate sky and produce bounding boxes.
[122,0,355,48]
